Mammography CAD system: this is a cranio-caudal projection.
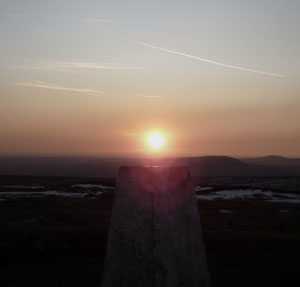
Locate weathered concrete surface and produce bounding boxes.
[102,166,210,287]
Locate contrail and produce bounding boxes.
[133,40,284,78]
[15,76,103,97]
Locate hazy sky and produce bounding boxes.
[1,0,300,157]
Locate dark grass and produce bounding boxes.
[0,177,300,287]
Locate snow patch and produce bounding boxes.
[3,185,44,189]
[195,186,213,191]
[71,184,114,189]
[196,188,300,204]
[197,194,219,201]
[0,190,103,198]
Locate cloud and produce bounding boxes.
[16,79,103,97]
[133,40,284,78]
[13,61,139,72]
[84,18,109,23]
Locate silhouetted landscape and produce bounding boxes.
[1,1,300,286]
[1,155,300,178]
[0,156,299,286]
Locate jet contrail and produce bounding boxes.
[133,40,284,78]
[15,76,103,97]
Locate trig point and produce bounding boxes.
[102,166,210,287]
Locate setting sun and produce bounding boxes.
[147,132,165,150]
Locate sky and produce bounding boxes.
[0,0,300,157]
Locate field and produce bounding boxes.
[0,176,300,287]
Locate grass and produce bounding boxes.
[0,177,300,286]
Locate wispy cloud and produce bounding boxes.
[133,40,284,78]
[16,79,103,97]
[84,18,109,23]
[13,61,139,72]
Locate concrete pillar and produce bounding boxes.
[102,166,210,287]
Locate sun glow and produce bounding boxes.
[147,132,165,150]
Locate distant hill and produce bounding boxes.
[0,155,299,178]
[179,156,300,177]
[241,155,300,167]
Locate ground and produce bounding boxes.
[0,176,299,287]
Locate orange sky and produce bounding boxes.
[1,1,300,157]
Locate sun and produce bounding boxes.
[147,132,165,150]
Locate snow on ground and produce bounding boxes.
[3,185,45,189]
[196,187,300,203]
[0,190,103,198]
[196,189,264,200]
[195,186,213,192]
[0,183,112,199]
[71,184,114,189]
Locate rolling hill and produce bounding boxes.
[0,155,299,178]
